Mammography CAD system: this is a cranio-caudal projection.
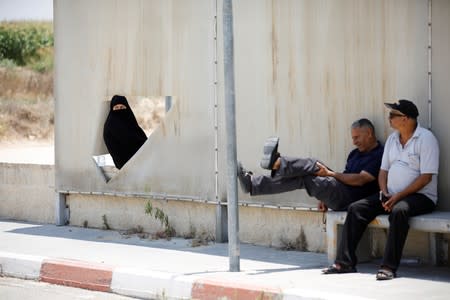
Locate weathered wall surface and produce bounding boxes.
[221,0,432,207]
[55,0,450,209]
[54,0,217,200]
[0,163,54,223]
[432,0,450,210]
[67,194,217,239]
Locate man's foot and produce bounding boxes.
[322,263,357,274]
[260,136,280,170]
[376,267,396,280]
[237,162,253,194]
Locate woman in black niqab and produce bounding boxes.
[103,95,147,169]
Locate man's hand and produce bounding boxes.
[317,201,328,212]
[272,157,281,170]
[382,193,400,212]
[379,173,433,212]
[315,162,333,177]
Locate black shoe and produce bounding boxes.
[260,136,280,170]
[237,162,252,194]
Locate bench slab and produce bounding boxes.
[326,211,450,264]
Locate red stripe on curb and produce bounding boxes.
[40,259,113,292]
[191,278,282,300]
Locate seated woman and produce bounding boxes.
[103,95,147,169]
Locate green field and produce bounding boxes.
[0,21,53,73]
[0,21,54,141]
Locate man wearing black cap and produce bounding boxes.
[323,99,439,280]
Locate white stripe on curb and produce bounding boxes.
[0,251,45,280]
[111,267,197,300]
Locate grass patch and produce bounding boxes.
[0,21,53,71]
[145,201,176,239]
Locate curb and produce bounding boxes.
[40,258,114,292]
[111,268,196,299]
[0,251,295,299]
[192,278,283,300]
[0,251,45,280]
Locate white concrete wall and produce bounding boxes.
[66,193,327,251]
[215,0,430,207]
[53,0,450,210]
[432,0,450,210]
[67,194,217,239]
[0,163,54,223]
[54,0,217,200]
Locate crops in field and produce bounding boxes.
[0,21,53,72]
[0,21,54,141]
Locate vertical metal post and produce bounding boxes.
[165,96,172,113]
[427,0,432,130]
[215,203,228,243]
[55,192,67,226]
[213,0,227,243]
[223,0,240,272]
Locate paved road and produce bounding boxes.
[0,277,138,300]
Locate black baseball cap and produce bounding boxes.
[384,99,419,118]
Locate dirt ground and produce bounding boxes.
[0,140,54,164]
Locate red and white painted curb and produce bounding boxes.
[0,251,287,300]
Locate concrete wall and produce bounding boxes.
[2,162,449,264]
[54,0,217,200]
[67,194,217,239]
[66,193,327,251]
[0,163,55,224]
[66,194,449,264]
[432,0,450,210]
[54,0,450,210]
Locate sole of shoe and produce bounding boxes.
[260,136,279,169]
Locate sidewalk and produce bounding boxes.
[1,219,450,299]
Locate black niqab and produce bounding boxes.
[103,95,147,169]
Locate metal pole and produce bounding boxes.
[223,0,240,272]
[165,96,172,113]
[55,192,67,226]
[427,0,432,130]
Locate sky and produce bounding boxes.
[0,0,53,21]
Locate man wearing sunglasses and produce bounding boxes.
[324,99,439,281]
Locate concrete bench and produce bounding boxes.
[326,211,450,265]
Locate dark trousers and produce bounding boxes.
[335,193,435,271]
[250,156,353,211]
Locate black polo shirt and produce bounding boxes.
[343,141,384,201]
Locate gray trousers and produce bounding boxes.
[251,156,353,211]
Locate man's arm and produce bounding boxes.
[382,173,433,212]
[378,169,388,195]
[315,162,375,186]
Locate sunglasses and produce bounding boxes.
[389,112,406,119]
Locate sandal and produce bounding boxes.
[322,263,357,274]
[376,268,396,280]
